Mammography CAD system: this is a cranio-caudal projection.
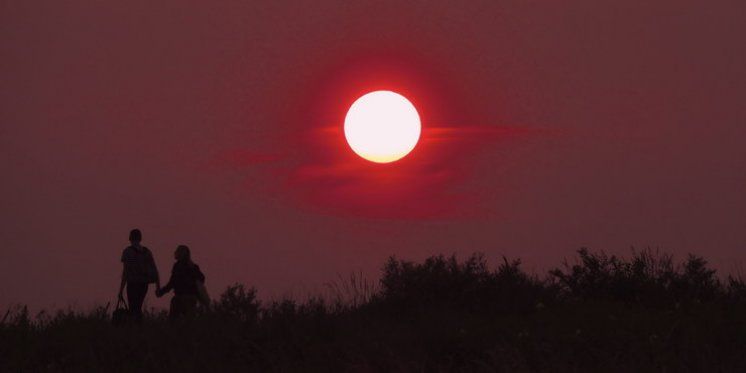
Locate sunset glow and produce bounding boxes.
[344,91,421,163]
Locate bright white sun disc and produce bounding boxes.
[344,90,421,163]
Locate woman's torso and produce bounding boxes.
[171,261,204,296]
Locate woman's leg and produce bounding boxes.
[169,296,180,321]
[169,295,197,321]
[183,295,197,317]
[127,282,149,323]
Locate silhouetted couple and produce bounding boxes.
[117,229,206,322]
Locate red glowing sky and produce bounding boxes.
[1,0,745,309]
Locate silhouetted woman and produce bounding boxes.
[156,245,206,320]
[118,229,160,323]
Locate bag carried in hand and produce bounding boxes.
[112,297,130,326]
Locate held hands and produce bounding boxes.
[155,287,164,298]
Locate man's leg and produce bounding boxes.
[127,282,149,323]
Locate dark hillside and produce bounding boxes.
[2,249,746,372]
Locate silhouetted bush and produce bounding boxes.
[726,275,746,303]
[212,283,260,324]
[379,253,555,313]
[549,248,722,306]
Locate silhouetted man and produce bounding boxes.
[118,229,160,323]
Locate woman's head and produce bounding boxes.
[129,229,142,244]
[174,245,191,262]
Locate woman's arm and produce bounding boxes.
[158,264,176,297]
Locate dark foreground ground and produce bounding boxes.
[3,249,746,372]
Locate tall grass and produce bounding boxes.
[3,248,746,371]
[324,271,378,309]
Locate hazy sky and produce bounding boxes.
[2,0,745,310]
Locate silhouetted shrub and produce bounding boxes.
[212,283,260,324]
[671,254,720,302]
[379,253,553,313]
[726,275,746,302]
[550,248,722,305]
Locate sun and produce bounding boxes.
[344,90,421,163]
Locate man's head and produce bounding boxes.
[175,245,191,262]
[129,229,142,244]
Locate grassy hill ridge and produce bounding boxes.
[3,248,746,371]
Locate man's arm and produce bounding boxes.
[118,265,127,299]
[149,251,161,290]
